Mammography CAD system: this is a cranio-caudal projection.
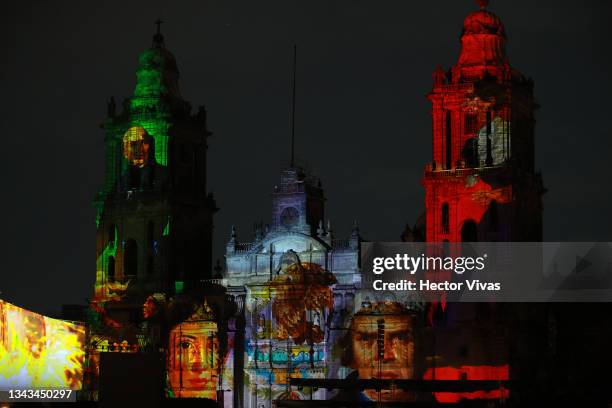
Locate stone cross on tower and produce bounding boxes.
[153,18,165,47]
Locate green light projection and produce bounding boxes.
[127,47,180,167]
[163,216,171,236]
[98,45,184,205]
[96,225,118,286]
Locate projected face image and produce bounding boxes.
[167,321,219,399]
[350,304,414,401]
[123,126,150,167]
[143,297,157,319]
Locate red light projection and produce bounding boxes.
[423,364,509,403]
[418,1,542,404]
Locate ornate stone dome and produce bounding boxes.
[456,0,508,75]
[462,9,506,37]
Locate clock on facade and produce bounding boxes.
[123,126,151,168]
[280,207,299,228]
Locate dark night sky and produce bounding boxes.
[1,0,611,315]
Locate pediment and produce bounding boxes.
[255,231,329,254]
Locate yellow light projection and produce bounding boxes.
[167,301,219,399]
[0,299,86,389]
[123,126,151,167]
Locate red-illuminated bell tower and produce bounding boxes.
[420,3,548,403]
[423,0,544,243]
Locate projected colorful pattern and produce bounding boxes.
[244,260,336,402]
[0,300,86,389]
[128,46,174,167]
[267,262,336,343]
[166,302,219,399]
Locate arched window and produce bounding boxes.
[108,256,115,282]
[128,166,140,190]
[462,137,479,168]
[445,111,452,169]
[441,203,450,234]
[461,220,478,242]
[489,201,499,232]
[147,221,155,249]
[124,239,138,278]
[147,165,156,189]
[147,254,154,275]
[464,113,478,135]
[108,224,115,245]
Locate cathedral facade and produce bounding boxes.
[224,166,361,407]
[86,1,548,406]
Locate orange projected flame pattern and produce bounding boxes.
[0,299,86,389]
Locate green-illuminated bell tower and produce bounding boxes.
[93,23,217,299]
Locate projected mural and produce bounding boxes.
[166,301,220,399]
[0,300,86,390]
[347,301,415,402]
[123,126,151,168]
[268,261,336,344]
[241,254,338,403]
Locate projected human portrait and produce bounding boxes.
[123,126,151,168]
[349,301,415,401]
[167,301,219,399]
[142,293,166,319]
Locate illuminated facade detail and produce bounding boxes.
[86,23,230,404]
[423,0,544,243]
[122,126,152,168]
[419,1,545,403]
[167,301,219,399]
[78,2,548,404]
[0,300,86,390]
[93,25,217,299]
[423,364,509,403]
[225,165,362,407]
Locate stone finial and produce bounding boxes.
[317,220,325,237]
[213,259,223,279]
[107,96,116,118]
[153,18,165,48]
[254,222,262,241]
[226,225,237,253]
[361,296,372,309]
[432,65,446,87]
